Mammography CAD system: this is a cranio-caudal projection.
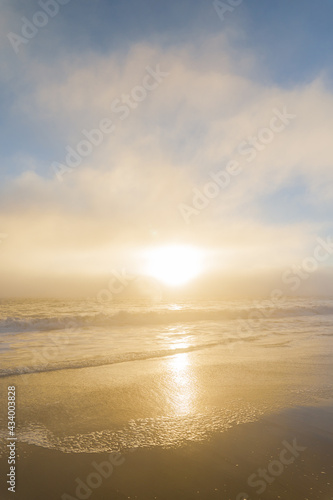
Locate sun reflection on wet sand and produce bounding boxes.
[167,352,196,415]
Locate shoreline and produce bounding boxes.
[1,402,332,499]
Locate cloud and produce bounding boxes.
[1,26,333,296]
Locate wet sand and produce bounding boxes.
[0,404,332,499]
[0,337,332,499]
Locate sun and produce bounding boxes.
[144,245,203,286]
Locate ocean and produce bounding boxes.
[0,297,333,455]
[0,297,333,377]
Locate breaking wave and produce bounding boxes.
[1,302,333,334]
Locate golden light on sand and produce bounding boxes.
[144,245,203,286]
[168,352,195,415]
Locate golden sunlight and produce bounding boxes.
[144,245,203,286]
[168,352,196,415]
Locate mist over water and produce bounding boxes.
[0,297,332,377]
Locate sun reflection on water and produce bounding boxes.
[168,352,196,415]
[168,304,183,311]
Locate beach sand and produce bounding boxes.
[0,404,332,499]
[1,337,332,499]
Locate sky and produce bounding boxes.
[0,0,333,298]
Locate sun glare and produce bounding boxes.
[144,245,203,286]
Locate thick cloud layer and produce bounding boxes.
[1,3,333,297]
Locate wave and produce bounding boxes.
[0,317,70,334]
[1,303,333,334]
[0,328,289,379]
[0,340,237,378]
[0,404,266,453]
